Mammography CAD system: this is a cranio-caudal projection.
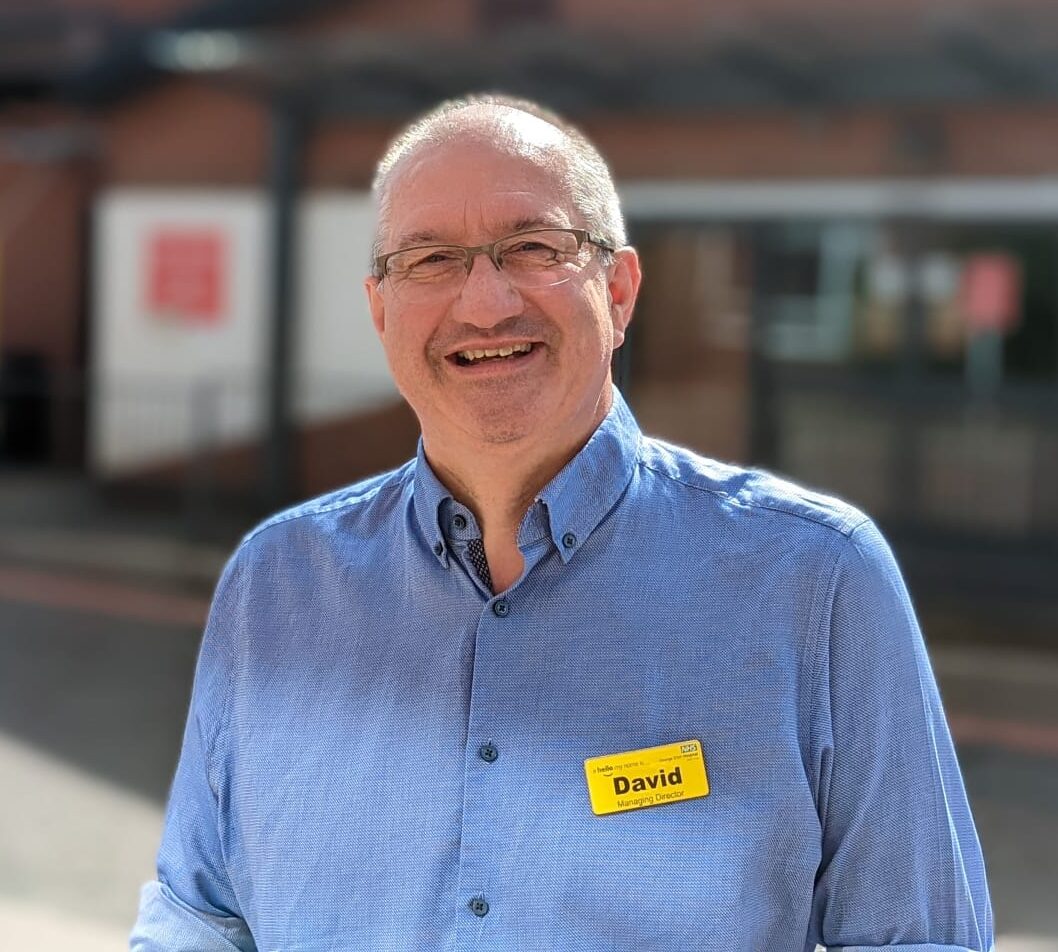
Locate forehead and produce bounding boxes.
[384,136,576,247]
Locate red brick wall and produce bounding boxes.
[0,163,86,372]
[114,397,421,498]
[101,82,267,184]
[305,105,1058,186]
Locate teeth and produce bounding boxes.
[458,342,532,362]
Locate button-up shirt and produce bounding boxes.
[131,389,993,952]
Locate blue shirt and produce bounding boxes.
[131,389,993,952]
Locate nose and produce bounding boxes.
[449,251,523,328]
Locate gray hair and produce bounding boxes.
[370,93,626,266]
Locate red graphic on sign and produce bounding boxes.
[145,227,227,322]
[959,253,1022,335]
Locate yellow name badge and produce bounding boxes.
[583,740,710,816]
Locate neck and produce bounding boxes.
[428,442,562,533]
[421,388,613,590]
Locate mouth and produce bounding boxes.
[450,341,536,367]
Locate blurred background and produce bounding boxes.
[1,0,1056,948]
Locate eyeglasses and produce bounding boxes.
[374,228,615,303]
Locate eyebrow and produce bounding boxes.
[391,216,570,250]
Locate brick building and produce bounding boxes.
[2,0,1057,600]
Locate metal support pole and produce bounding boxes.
[747,223,778,466]
[263,96,305,510]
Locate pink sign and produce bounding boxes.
[959,253,1022,334]
[145,227,227,322]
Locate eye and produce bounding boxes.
[499,238,565,266]
[507,239,552,253]
[409,249,463,268]
[497,230,581,269]
[389,246,465,278]
[509,238,560,255]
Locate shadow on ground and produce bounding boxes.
[0,598,198,802]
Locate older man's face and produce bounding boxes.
[366,133,637,453]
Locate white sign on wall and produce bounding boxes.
[294,191,396,421]
[92,188,395,476]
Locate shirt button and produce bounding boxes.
[469,897,490,918]
[492,598,510,618]
[478,742,499,763]
[562,531,577,549]
[453,514,467,530]
[433,542,444,556]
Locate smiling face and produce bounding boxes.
[366,125,639,460]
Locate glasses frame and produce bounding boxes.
[373,227,617,283]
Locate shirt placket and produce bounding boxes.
[450,511,551,950]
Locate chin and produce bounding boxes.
[468,421,535,446]
[461,406,543,446]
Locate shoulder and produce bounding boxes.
[633,441,913,629]
[635,435,870,540]
[227,459,415,568]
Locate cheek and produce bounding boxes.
[382,303,426,351]
[577,288,616,352]
[382,314,447,384]
[377,320,416,376]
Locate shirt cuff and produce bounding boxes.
[129,881,255,952]
[827,945,993,951]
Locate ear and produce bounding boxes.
[365,275,386,338]
[607,247,642,349]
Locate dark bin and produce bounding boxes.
[0,352,52,463]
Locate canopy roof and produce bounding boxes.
[5,0,1058,115]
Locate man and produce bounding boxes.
[132,95,993,951]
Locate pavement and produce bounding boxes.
[0,470,241,593]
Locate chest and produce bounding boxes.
[219,581,822,951]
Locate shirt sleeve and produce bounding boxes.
[808,519,994,952]
[129,559,257,952]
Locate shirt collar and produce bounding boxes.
[534,387,641,562]
[412,440,455,567]
[412,386,642,566]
